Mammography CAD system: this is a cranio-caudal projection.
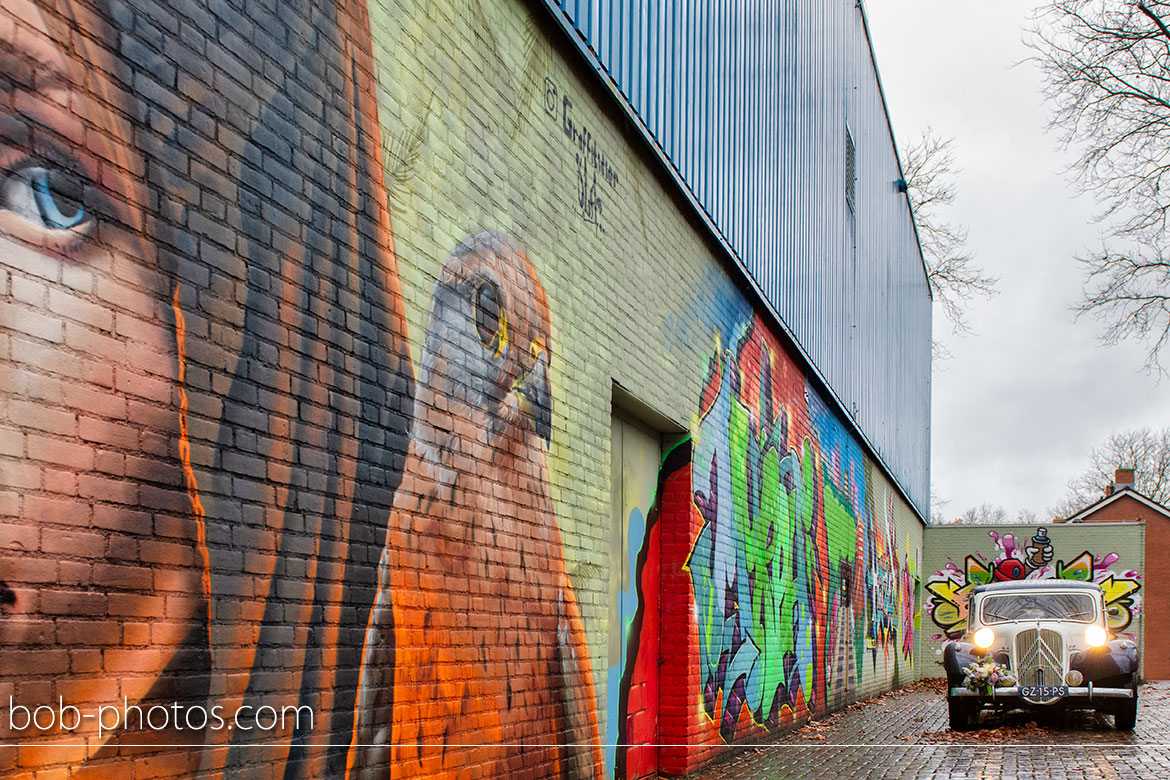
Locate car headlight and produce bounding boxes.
[973,627,995,649]
[1085,626,1107,647]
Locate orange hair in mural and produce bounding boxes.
[194,0,415,776]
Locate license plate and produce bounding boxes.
[1020,685,1068,698]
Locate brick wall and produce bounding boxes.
[1069,495,1169,679]
[1075,493,1160,525]
[0,0,927,777]
[1141,516,1170,678]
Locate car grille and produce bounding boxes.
[1014,628,1065,703]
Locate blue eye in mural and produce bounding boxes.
[1,165,88,230]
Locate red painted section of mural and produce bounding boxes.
[654,453,757,776]
[620,492,660,780]
[657,457,797,775]
[656,459,698,775]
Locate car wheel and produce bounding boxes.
[1115,681,1138,731]
[948,695,975,731]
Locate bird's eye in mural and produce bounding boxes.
[474,278,507,353]
[1,163,91,232]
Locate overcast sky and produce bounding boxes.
[863,0,1170,522]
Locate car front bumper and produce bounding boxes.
[949,685,1134,700]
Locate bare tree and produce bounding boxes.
[1030,1,1170,370]
[955,503,1009,525]
[949,504,1043,525]
[1048,493,1089,522]
[1050,427,1170,517]
[901,129,998,341]
[930,483,950,524]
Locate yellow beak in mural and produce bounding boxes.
[514,338,552,444]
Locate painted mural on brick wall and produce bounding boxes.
[604,441,691,780]
[925,529,1142,640]
[0,0,606,778]
[0,0,926,776]
[684,314,918,744]
[347,231,603,779]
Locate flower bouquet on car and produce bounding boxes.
[961,660,1017,695]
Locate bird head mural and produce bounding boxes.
[348,230,605,780]
[419,231,553,453]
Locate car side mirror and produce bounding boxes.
[1108,606,1120,618]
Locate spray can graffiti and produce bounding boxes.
[1025,527,1053,571]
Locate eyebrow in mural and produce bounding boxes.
[349,231,605,780]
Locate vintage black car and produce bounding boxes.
[943,580,1139,731]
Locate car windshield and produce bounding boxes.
[979,592,1097,624]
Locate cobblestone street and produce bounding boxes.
[690,681,1170,779]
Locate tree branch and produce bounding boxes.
[1029,0,1170,369]
[1138,3,1170,42]
[900,128,997,344]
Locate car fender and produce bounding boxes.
[943,640,982,678]
[1071,638,1140,681]
[1108,637,1141,677]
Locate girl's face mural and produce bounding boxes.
[0,0,203,764]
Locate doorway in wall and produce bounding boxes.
[604,385,688,779]
[606,410,662,779]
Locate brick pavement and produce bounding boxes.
[688,680,1170,780]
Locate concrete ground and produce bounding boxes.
[688,679,1170,779]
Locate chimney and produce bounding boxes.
[1114,467,1135,493]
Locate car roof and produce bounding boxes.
[970,580,1103,596]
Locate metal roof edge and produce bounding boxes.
[855,0,934,298]
[971,580,1103,594]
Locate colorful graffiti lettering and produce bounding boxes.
[925,529,1142,639]
[685,315,918,744]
